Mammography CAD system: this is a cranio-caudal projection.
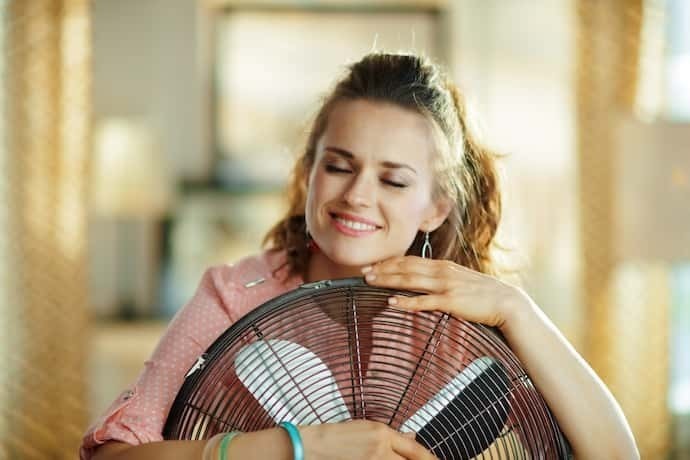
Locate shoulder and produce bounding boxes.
[203,249,303,321]
[207,249,294,286]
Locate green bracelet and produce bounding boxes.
[218,431,242,460]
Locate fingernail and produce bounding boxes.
[365,273,376,282]
[361,266,372,274]
[388,296,398,305]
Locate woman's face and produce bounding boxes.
[305,99,450,274]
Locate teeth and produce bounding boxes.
[334,216,377,231]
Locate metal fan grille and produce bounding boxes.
[164,279,570,459]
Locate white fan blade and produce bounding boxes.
[235,339,352,425]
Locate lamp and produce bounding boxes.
[90,117,173,318]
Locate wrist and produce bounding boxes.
[202,431,242,460]
[498,286,536,335]
[299,423,327,459]
[279,422,304,460]
[202,433,225,460]
[215,428,298,460]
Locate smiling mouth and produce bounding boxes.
[329,213,380,232]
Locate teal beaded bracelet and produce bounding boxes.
[279,421,304,460]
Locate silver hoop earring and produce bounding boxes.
[421,232,432,259]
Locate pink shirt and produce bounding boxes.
[80,250,303,459]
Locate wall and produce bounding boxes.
[449,0,581,345]
[90,0,206,316]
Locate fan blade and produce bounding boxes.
[235,339,352,425]
[400,357,511,460]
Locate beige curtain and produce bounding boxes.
[0,1,91,458]
[576,0,669,457]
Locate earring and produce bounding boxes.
[306,228,319,253]
[421,231,432,259]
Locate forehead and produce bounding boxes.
[319,99,436,169]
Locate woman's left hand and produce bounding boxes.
[361,256,528,331]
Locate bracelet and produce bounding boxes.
[218,431,242,460]
[202,433,225,460]
[278,421,304,460]
[201,431,241,460]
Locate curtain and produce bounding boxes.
[0,0,91,458]
[576,0,670,457]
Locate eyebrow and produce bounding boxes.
[324,146,418,175]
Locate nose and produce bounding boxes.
[343,172,375,208]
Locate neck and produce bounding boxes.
[306,251,363,282]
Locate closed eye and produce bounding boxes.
[382,179,407,188]
[325,164,351,174]
[325,163,408,188]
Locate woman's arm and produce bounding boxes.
[93,422,436,460]
[361,256,640,460]
[500,291,639,460]
[92,428,294,460]
[81,267,242,459]
[93,440,206,460]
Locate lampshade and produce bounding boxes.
[91,118,173,218]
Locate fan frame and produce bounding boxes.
[163,277,572,459]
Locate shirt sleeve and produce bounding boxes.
[80,265,242,460]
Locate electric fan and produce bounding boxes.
[164,278,572,459]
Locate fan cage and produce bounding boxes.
[164,278,571,459]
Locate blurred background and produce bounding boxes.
[0,0,688,458]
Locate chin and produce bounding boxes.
[323,246,383,271]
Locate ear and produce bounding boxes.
[420,197,453,232]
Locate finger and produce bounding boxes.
[363,257,466,293]
[369,256,480,284]
[364,272,446,294]
[387,293,454,312]
[389,293,497,324]
[392,433,438,460]
[391,291,492,322]
[368,256,439,277]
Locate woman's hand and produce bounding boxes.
[361,256,528,330]
[300,420,437,460]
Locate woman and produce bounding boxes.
[83,53,639,460]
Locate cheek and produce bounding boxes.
[310,168,349,202]
[386,193,432,226]
[305,170,334,220]
[306,171,326,206]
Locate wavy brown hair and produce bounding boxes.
[264,52,502,278]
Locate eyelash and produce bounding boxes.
[324,164,407,188]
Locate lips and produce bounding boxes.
[329,211,381,236]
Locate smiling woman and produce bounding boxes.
[83,52,639,460]
[266,53,501,284]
